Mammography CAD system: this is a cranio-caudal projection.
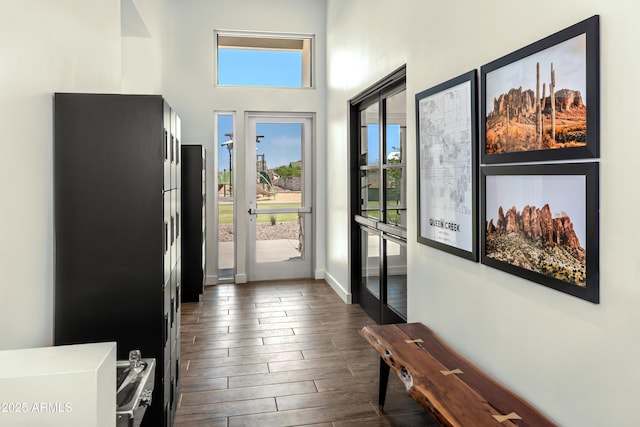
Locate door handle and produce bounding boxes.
[248,207,311,215]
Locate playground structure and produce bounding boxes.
[217,152,295,200]
[257,169,275,197]
[218,183,232,197]
[256,153,281,198]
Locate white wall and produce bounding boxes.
[326,1,640,425]
[0,0,169,351]
[121,0,169,94]
[0,0,122,350]
[164,0,327,287]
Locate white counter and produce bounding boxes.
[0,341,116,427]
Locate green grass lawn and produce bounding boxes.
[362,201,404,225]
[218,202,301,224]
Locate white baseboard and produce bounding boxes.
[324,271,352,304]
[207,270,345,301]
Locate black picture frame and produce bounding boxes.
[481,162,599,303]
[416,70,478,261]
[481,15,599,164]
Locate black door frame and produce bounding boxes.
[349,65,407,325]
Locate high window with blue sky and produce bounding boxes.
[216,32,313,88]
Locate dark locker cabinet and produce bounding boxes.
[54,93,181,427]
[181,145,206,302]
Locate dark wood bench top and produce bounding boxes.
[360,323,556,427]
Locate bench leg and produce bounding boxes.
[379,357,390,410]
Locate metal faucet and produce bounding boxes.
[117,350,146,394]
[129,350,142,369]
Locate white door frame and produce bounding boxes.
[245,112,314,281]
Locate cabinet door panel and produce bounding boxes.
[170,109,177,190]
[176,115,182,189]
[181,145,206,302]
[170,269,178,347]
[176,188,182,262]
[164,101,171,191]
[164,191,171,285]
[170,189,177,270]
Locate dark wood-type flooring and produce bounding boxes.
[175,279,437,426]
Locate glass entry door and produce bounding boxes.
[246,113,313,281]
[350,67,407,324]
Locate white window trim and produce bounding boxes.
[214,30,315,88]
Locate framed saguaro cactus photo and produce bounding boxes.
[481,15,600,164]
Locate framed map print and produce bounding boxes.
[416,70,478,261]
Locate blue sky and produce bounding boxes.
[366,124,402,165]
[255,123,302,169]
[485,33,587,112]
[217,49,306,173]
[218,48,302,87]
[217,114,303,172]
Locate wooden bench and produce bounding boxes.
[360,323,556,426]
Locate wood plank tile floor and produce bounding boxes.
[175,279,438,427]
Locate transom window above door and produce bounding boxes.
[215,31,314,88]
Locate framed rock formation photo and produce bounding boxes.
[481,15,599,164]
[481,162,599,303]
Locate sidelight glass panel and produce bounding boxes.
[361,227,380,297]
[218,202,234,279]
[217,113,235,281]
[385,238,407,318]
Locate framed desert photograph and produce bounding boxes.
[416,70,478,261]
[481,162,599,303]
[481,15,599,164]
